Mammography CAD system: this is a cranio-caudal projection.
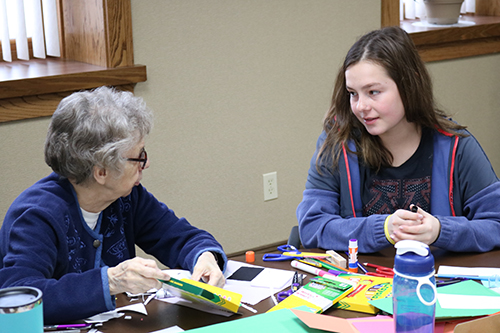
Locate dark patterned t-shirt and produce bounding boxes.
[360,128,433,216]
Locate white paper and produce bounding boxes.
[158,297,234,317]
[223,260,294,305]
[85,311,124,324]
[116,303,148,315]
[85,303,147,323]
[437,294,500,309]
[251,267,295,289]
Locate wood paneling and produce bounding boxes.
[476,0,500,16]
[104,0,134,67]
[381,0,399,27]
[60,0,134,67]
[61,0,107,66]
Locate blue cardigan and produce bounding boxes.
[297,129,500,253]
[0,173,227,324]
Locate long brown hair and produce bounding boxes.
[318,26,465,170]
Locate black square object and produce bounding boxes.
[227,266,265,281]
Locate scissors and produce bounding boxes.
[263,245,333,261]
[365,263,394,278]
[277,271,302,302]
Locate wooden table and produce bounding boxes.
[97,246,500,332]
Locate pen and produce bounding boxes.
[435,274,500,281]
[357,262,368,274]
[436,278,468,287]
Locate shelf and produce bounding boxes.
[382,1,500,62]
[402,15,500,62]
[0,58,146,99]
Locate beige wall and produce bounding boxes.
[428,56,500,170]
[1,1,499,256]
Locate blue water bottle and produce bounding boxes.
[393,240,437,333]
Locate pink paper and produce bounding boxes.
[347,316,445,333]
[291,309,358,333]
[349,317,394,333]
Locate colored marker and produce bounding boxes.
[313,258,350,272]
[291,260,340,279]
[292,260,329,276]
[348,239,358,273]
[298,258,322,268]
[291,260,354,285]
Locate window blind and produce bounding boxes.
[0,0,60,62]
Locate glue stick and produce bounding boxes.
[348,239,358,273]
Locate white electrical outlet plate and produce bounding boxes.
[263,172,278,201]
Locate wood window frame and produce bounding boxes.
[381,0,500,62]
[0,0,146,123]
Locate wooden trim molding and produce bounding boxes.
[0,60,146,100]
[0,0,146,124]
[0,84,136,123]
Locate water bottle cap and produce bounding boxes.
[395,240,429,256]
[394,240,434,275]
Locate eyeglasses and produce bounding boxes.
[127,148,148,169]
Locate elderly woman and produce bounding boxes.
[0,86,226,324]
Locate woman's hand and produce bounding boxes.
[191,251,225,288]
[107,257,170,295]
[387,206,441,245]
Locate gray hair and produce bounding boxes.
[44,86,153,184]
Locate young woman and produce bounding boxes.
[297,26,500,253]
